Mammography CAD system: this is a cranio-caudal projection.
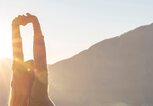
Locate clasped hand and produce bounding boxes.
[12,13,38,26]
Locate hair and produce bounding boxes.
[25,60,35,71]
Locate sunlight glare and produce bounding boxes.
[0,24,12,59]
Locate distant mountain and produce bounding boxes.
[49,23,153,106]
[1,23,153,106]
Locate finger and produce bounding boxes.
[17,15,22,21]
[26,13,31,16]
[18,15,22,18]
[26,13,36,18]
[22,15,27,19]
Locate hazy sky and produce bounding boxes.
[0,0,153,64]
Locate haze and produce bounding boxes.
[0,0,153,64]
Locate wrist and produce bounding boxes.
[32,17,39,25]
[12,23,20,29]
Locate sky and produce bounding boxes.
[0,0,153,64]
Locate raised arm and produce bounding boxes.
[12,16,24,70]
[29,14,47,71]
[23,13,55,106]
[33,25,47,71]
[10,15,35,106]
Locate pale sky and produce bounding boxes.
[0,0,153,64]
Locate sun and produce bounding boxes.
[0,20,13,59]
[0,21,12,59]
[0,23,34,60]
[0,39,12,59]
[0,20,34,60]
[0,34,12,59]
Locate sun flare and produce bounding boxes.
[0,26,12,58]
[0,34,12,59]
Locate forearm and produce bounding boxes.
[34,35,47,69]
[33,20,47,70]
[33,19,42,36]
[12,25,24,69]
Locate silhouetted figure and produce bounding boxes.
[10,13,54,106]
[10,15,34,106]
[28,13,54,106]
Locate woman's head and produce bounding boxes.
[24,60,35,72]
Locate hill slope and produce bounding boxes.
[49,23,153,106]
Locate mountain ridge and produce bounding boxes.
[49,23,153,106]
[50,22,153,67]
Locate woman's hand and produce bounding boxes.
[26,13,39,24]
[12,15,28,27]
[12,13,38,27]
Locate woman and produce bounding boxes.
[10,13,54,106]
